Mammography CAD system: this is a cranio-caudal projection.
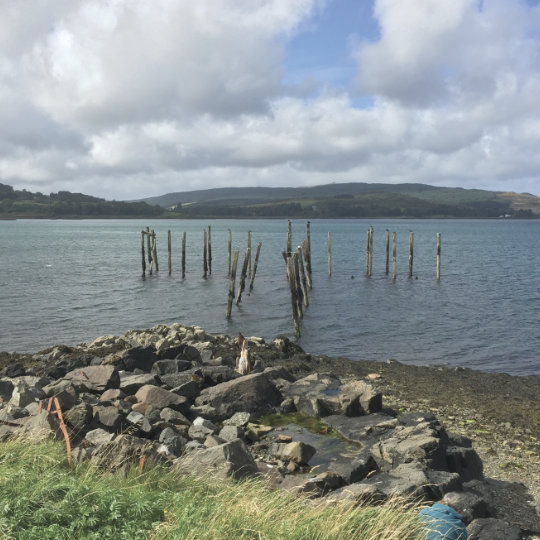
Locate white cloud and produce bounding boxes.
[1,0,540,199]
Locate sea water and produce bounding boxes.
[1,218,538,376]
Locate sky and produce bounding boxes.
[1,0,540,200]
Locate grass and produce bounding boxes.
[0,437,428,539]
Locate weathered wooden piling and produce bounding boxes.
[292,252,304,318]
[287,221,292,257]
[227,229,232,277]
[385,230,390,275]
[247,230,252,277]
[328,232,332,277]
[146,227,153,274]
[151,230,159,272]
[226,250,239,318]
[437,233,441,281]
[208,226,212,275]
[141,231,146,277]
[182,232,186,279]
[409,231,414,277]
[249,242,262,291]
[286,256,301,338]
[297,246,309,307]
[168,230,172,275]
[392,232,397,280]
[366,226,373,277]
[203,230,208,279]
[306,221,312,288]
[235,247,251,305]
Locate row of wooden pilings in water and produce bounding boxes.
[140,223,442,338]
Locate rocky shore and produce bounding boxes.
[1,324,539,539]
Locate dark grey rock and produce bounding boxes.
[188,417,219,442]
[93,406,126,433]
[5,363,25,378]
[323,413,398,443]
[327,451,379,484]
[223,411,252,427]
[119,346,158,372]
[219,425,245,442]
[85,428,115,446]
[126,411,153,435]
[195,373,282,421]
[159,407,191,427]
[467,518,522,540]
[0,378,14,401]
[173,438,258,480]
[64,365,119,393]
[151,359,191,376]
[22,410,62,441]
[134,384,189,413]
[64,402,93,432]
[445,446,484,481]
[171,380,201,399]
[119,373,157,395]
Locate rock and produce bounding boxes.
[219,425,245,442]
[280,441,317,465]
[5,363,26,378]
[322,413,398,443]
[445,446,484,481]
[93,406,126,433]
[158,427,186,457]
[85,428,115,446]
[188,418,219,442]
[223,411,252,427]
[42,379,75,398]
[64,365,119,393]
[328,451,379,484]
[467,518,522,540]
[64,402,93,432]
[126,411,153,435]
[100,388,125,402]
[441,491,492,525]
[0,378,14,401]
[171,380,201,399]
[134,384,189,413]
[195,373,282,421]
[16,375,51,389]
[118,346,158,372]
[325,483,387,506]
[151,359,191,376]
[9,382,44,408]
[89,434,166,472]
[173,438,258,480]
[280,472,346,497]
[22,411,62,441]
[204,434,226,447]
[119,373,157,395]
[159,408,191,427]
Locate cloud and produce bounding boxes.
[1,0,540,199]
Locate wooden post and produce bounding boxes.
[409,231,414,277]
[226,250,239,318]
[203,230,208,279]
[208,226,212,275]
[293,252,304,318]
[392,232,397,280]
[297,246,309,307]
[385,230,390,275]
[306,221,312,288]
[141,231,146,277]
[437,233,441,281]
[227,229,232,277]
[366,229,370,275]
[286,256,301,338]
[151,230,159,272]
[287,220,292,257]
[367,226,373,277]
[328,232,332,277]
[182,232,186,279]
[235,247,251,304]
[146,227,153,274]
[168,230,172,275]
[247,230,252,277]
[249,242,262,291]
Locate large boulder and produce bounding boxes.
[64,365,119,393]
[118,346,158,372]
[21,410,63,441]
[134,384,189,413]
[119,373,157,395]
[173,438,258,480]
[194,373,282,421]
[467,518,522,540]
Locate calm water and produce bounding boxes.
[1,219,538,377]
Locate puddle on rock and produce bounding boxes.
[257,413,364,472]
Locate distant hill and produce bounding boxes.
[139,182,540,219]
[0,183,163,219]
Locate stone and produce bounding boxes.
[49,387,77,411]
[134,384,189,413]
[100,388,125,402]
[204,434,226,447]
[0,378,14,401]
[64,365,119,393]
[9,382,44,408]
[445,446,484,481]
[119,373,157,395]
[223,411,252,427]
[159,408,191,427]
[16,376,51,389]
[118,346,158,372]
[173,438,258,480]
[126,411,153,435]
[64,402,93,432]
[195,373,282,421]
[441,491,492,525]
[188,418,219,442]
[219,425,245,442]
[85,428,115,446]
[151,359,191,376]
[93,406,126,433]
[171,380,201,399]
[281,441,317,465]
[22,411,62,441]
[42,379,75,397]
[327,451,379,484]
[5,363,26,378]
[467,518,522,540]
[323,413,398,443]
